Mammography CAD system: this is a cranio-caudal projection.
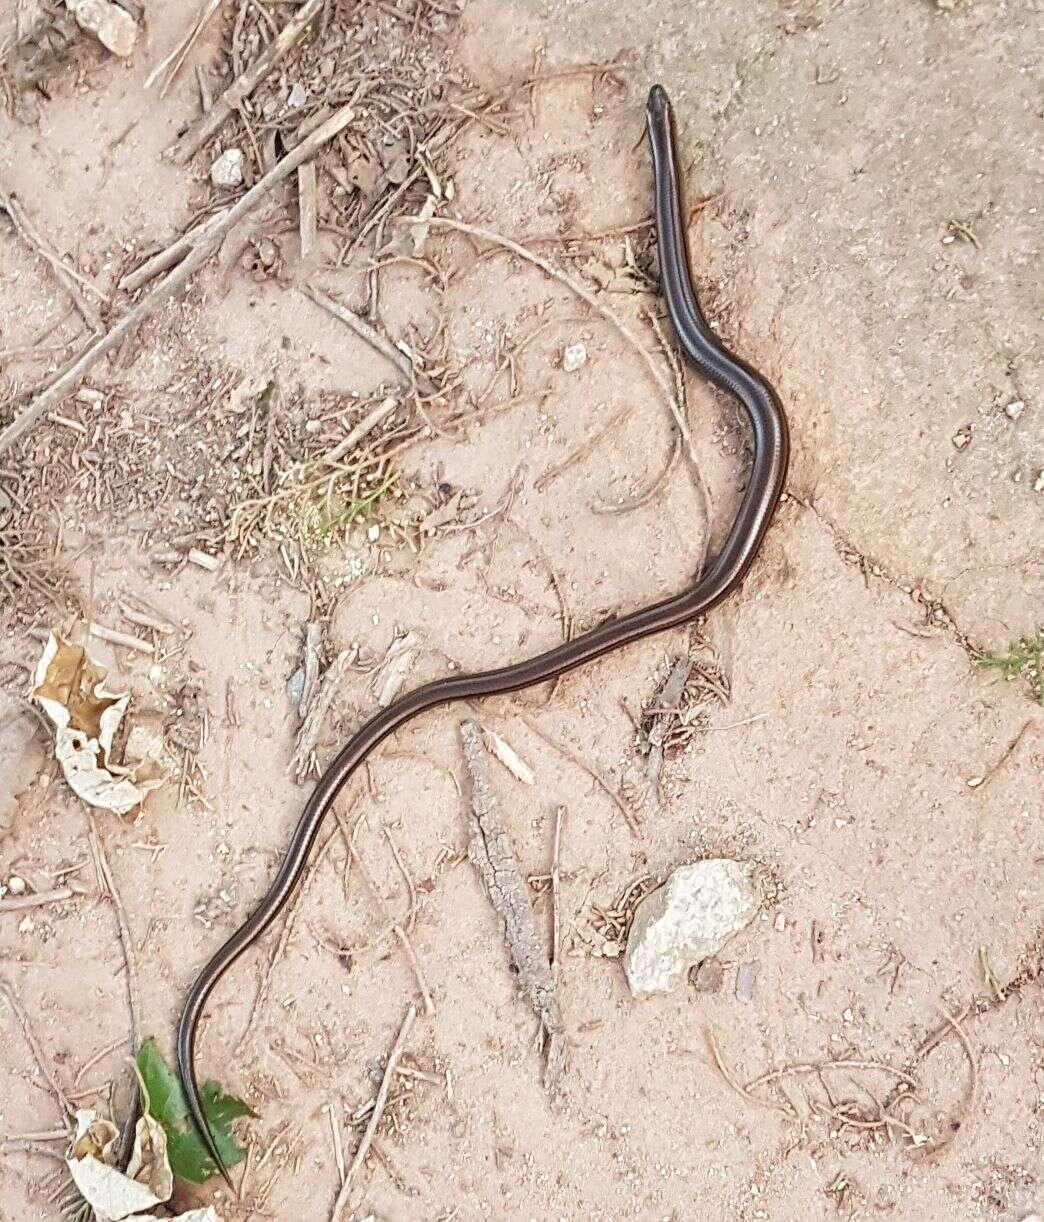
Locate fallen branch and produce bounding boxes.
[300,286,435,394]
[0,186,103,332]
[168,0,323,164]
[331,1003,417,1218]
[0,103,355,457]
[460,720,563,1087]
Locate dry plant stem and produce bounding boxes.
[168,0,324,164]
[746,1058,919,1092]
[0,1139,66,1160]
[340,825,433,1015]
[0,105,355,457]
[301,286,435,393]
[298,163,318,258]
[92,828,142,1168]
[322,396,398,466]
[519,714,640,835]
[705,1027,796,1120]
[235,828,339,1054]
[0,887,75,913]
[0,977,75,1119]
[144,0,224,96]
[550,806,564,973]
[0,187,103,332]
[535,404,629,492]
[331,1004,418,1218]
[418,216,707,498]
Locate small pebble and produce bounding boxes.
[1004,398,1025,421]
[211,148,245,189]
[951,426,972,450]
[774,912,786,932]
[6,876,26,895]
[735,961,759,1003]
[562,342,587,373]
[367,524,380,542]
[286,82,307,109]
[1034,470,1044,493]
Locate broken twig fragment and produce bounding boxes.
[460,720,563,1087]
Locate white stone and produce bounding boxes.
[210,148,245,189]
[623,860,760,997]
[562,342,587,372]
[1035,470,1044,493]
[1004,399,1025,421]
[65,0,137,57]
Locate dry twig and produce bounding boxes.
[0,186,103,332]
[331,1004,417,1218]
[301,286,435,393]
[0,104,355,456]
[168,0,324,164]
[0,976,74,1119]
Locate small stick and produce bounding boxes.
[119,208,230,293]
[292,649,355,780]
[0,187,104,332]
[519,715,640,835]
[342,829,433,1016]
[322,396,398,466]
[92,828,142,1169]
[168,0,324,164]
[298,162,318,259]
[332,1004,417,1217]
[88,621,154,654]
[551,806,564,972]
[0,104,355,457]
[0,977,75,1118]
[747,1057,919,1092]
[0,887,76,913]
[0,1139,67,1160]
[118,602,174,635]
[300,286,435,393]
[327,1102,345,1185]
[187,547,221,571]
[144,0,223,96]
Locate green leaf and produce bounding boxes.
[136,1038,256,1184]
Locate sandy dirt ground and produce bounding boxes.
[1,0,1042,1219]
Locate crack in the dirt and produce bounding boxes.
[787,493,981,659]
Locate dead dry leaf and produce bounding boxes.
[32,634,166,815]
[67,1110,172,1222]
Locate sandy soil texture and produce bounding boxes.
[1,0,1041,1219]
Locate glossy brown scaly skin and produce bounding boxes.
[177,84,790,1184]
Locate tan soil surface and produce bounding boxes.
[1,1,1041,1220]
